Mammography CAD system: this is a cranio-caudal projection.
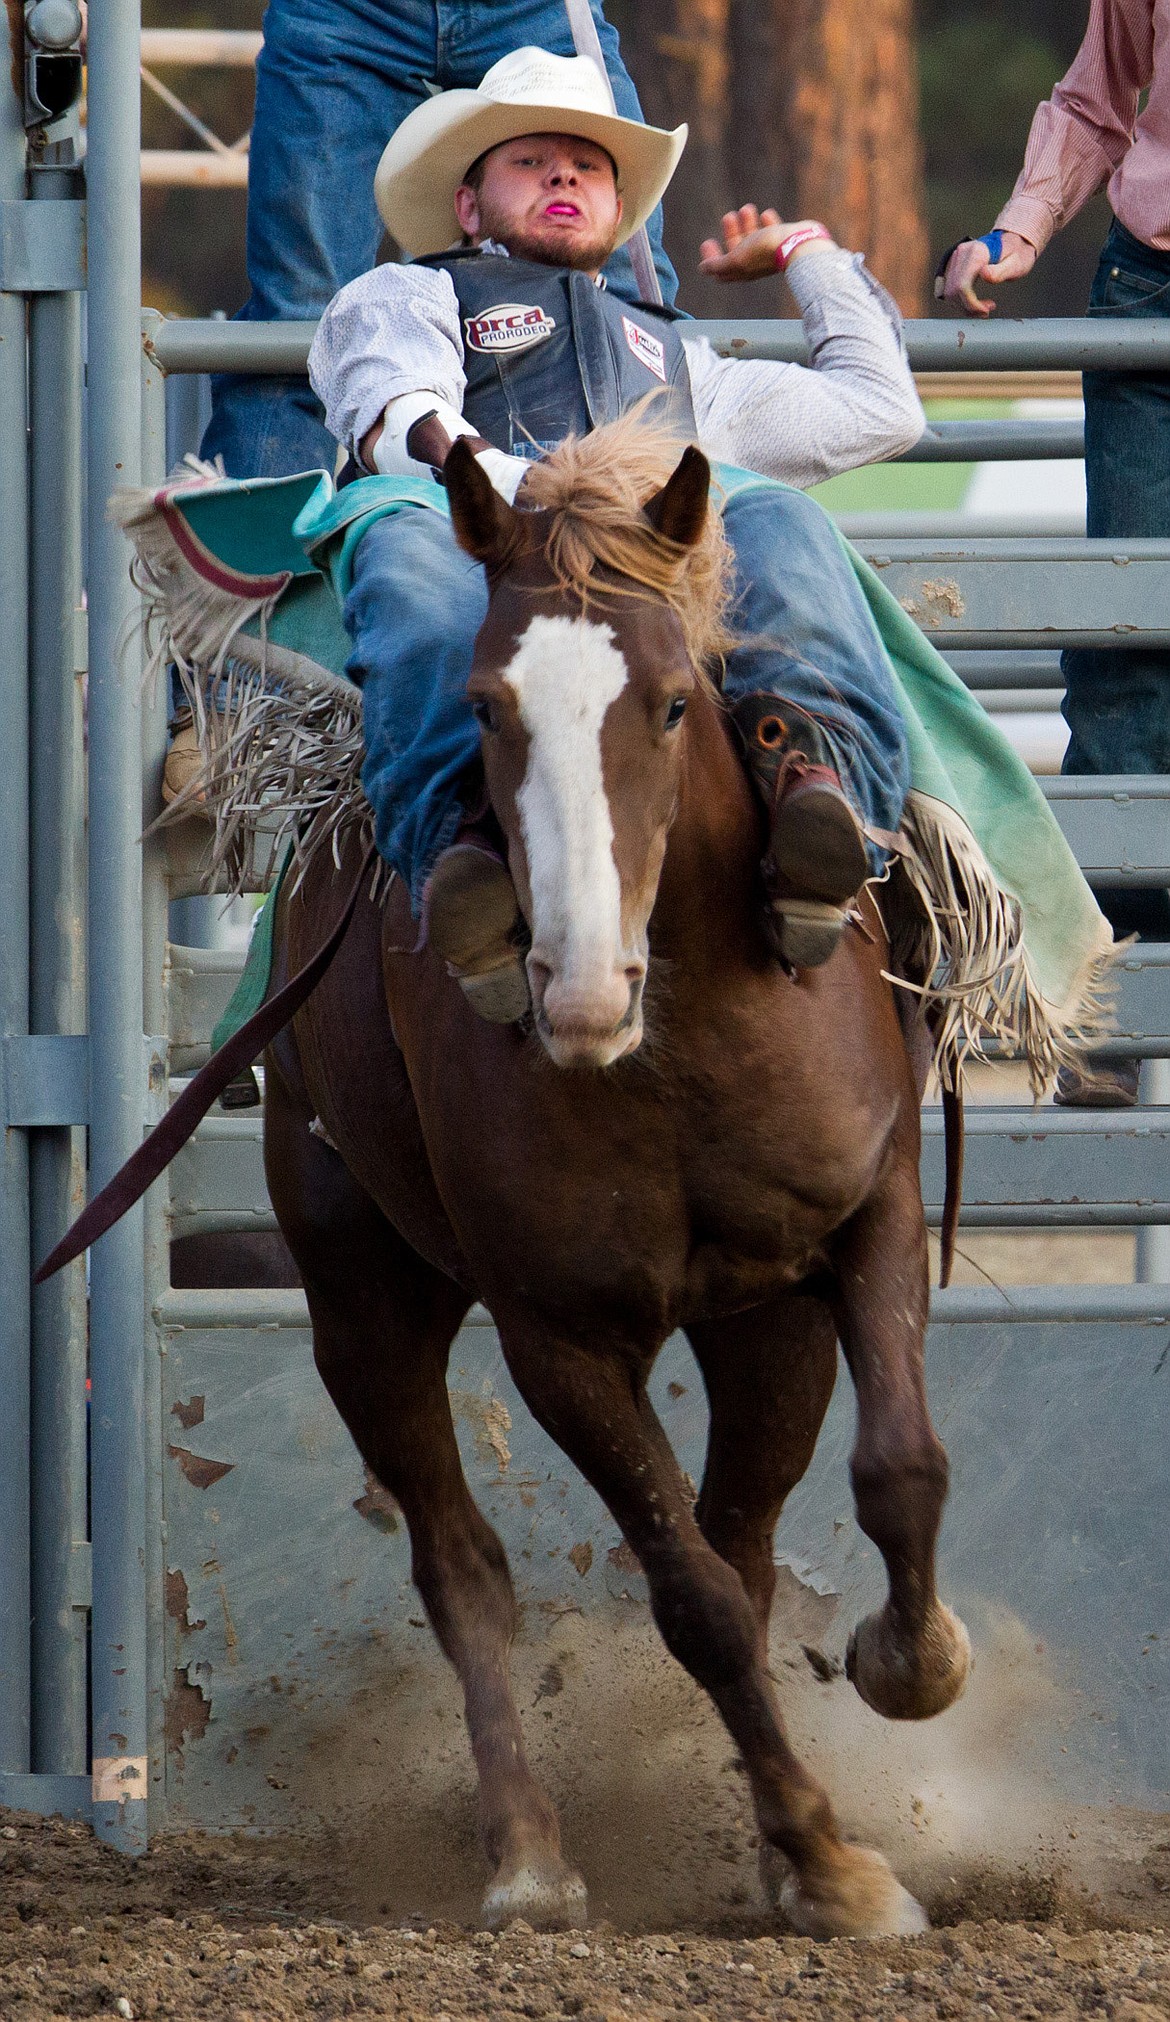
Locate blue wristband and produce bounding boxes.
[976,230,1004,265]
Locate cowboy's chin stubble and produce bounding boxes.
[476,202,621,274]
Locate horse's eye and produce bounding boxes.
[664,695,688,731]
[472,698,499,734]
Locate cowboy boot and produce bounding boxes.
[731,696,869,968]
[425,836,531,1023]
[1053,1054,1140,1108]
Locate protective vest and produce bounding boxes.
[415,248,696,460]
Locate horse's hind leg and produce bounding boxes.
[686,1292,839,1661]
[497,1313,927,1939]
[265,1066,587,1930]
[832,1151,971,1723]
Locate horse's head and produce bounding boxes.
[446,426,730,1069]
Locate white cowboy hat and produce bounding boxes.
[374,47,687,258]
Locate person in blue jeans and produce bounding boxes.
[940,0,1170,1104]
[201,0,676,480]
[1071,223,1170,808]
[308,52,926,1014]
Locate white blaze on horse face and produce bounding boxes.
[501,612,639,1050]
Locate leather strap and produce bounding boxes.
[35,844,378,1285]
[561,0,663,306]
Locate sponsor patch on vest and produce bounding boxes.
[464,303,557,354]
[622,314,667,382]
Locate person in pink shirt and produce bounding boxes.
[941,0,1170,1109]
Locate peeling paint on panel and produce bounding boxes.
[451,1390,513,1473]
[92,1756,148,1804]
[171,1395,206,1431]
[218,1582,240,1664]
[164,1568,207,1633]
[921,578,966,619]
[900,577,967,625]
[165,1665,213,1753]
[167,1444,234,1490]
[568,1541,593,1577]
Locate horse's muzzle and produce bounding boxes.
[529,957,646,1068]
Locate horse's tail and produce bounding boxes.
[939,1082,964,1291]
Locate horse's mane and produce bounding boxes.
[518,407,737,693]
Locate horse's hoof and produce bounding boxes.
[762,1842,929,1939]
[846,1603,971,1721]
[481,1858,588,1932]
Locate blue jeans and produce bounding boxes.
[344,490,910,909]
[1063,217,1170,937]
[201,0,678,480]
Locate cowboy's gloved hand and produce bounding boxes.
[939,231,1037,316]
[403,412,530,503]
[699,205,836,281]
[470,446,532,505]
[368,394,531,504]
[404,412,530,503]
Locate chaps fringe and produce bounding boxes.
[884,791,1116,1099]
[112,482,373,894]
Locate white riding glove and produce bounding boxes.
[370,391,530,504]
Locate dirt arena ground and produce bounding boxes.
[4,1807,1170,2021]
[5,1189,1158,2017]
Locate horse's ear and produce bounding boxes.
[445,438,522,570]
[643,445,711,548]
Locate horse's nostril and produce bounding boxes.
[624,964,645,986]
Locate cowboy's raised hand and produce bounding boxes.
[699,205,814,282]
[941,231,1037,316]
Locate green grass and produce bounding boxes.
[809,399,1012,517]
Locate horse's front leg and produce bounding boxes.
[496,1308,928,1939]
[832,1147,971,1723]
[686,1291,839,1662]
[265,1043,586,1930]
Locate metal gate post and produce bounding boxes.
[86,0,149,1851]
[28,143,89,1779]
[1137,1057,1170,1282]
[140,320,171,1830]
[0,0,33,1778]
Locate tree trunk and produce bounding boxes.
[730,0,928,313]
[614,0,730,313]
[614,0,927,316]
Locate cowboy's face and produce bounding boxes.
[454,132,624,273]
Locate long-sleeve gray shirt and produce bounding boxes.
[308,242,926,491]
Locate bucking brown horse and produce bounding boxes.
[264,420,970,1939]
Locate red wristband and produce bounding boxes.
[774,223,834,273]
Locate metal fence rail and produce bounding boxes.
[144,314,1156,468]
[147,314,1170,376]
